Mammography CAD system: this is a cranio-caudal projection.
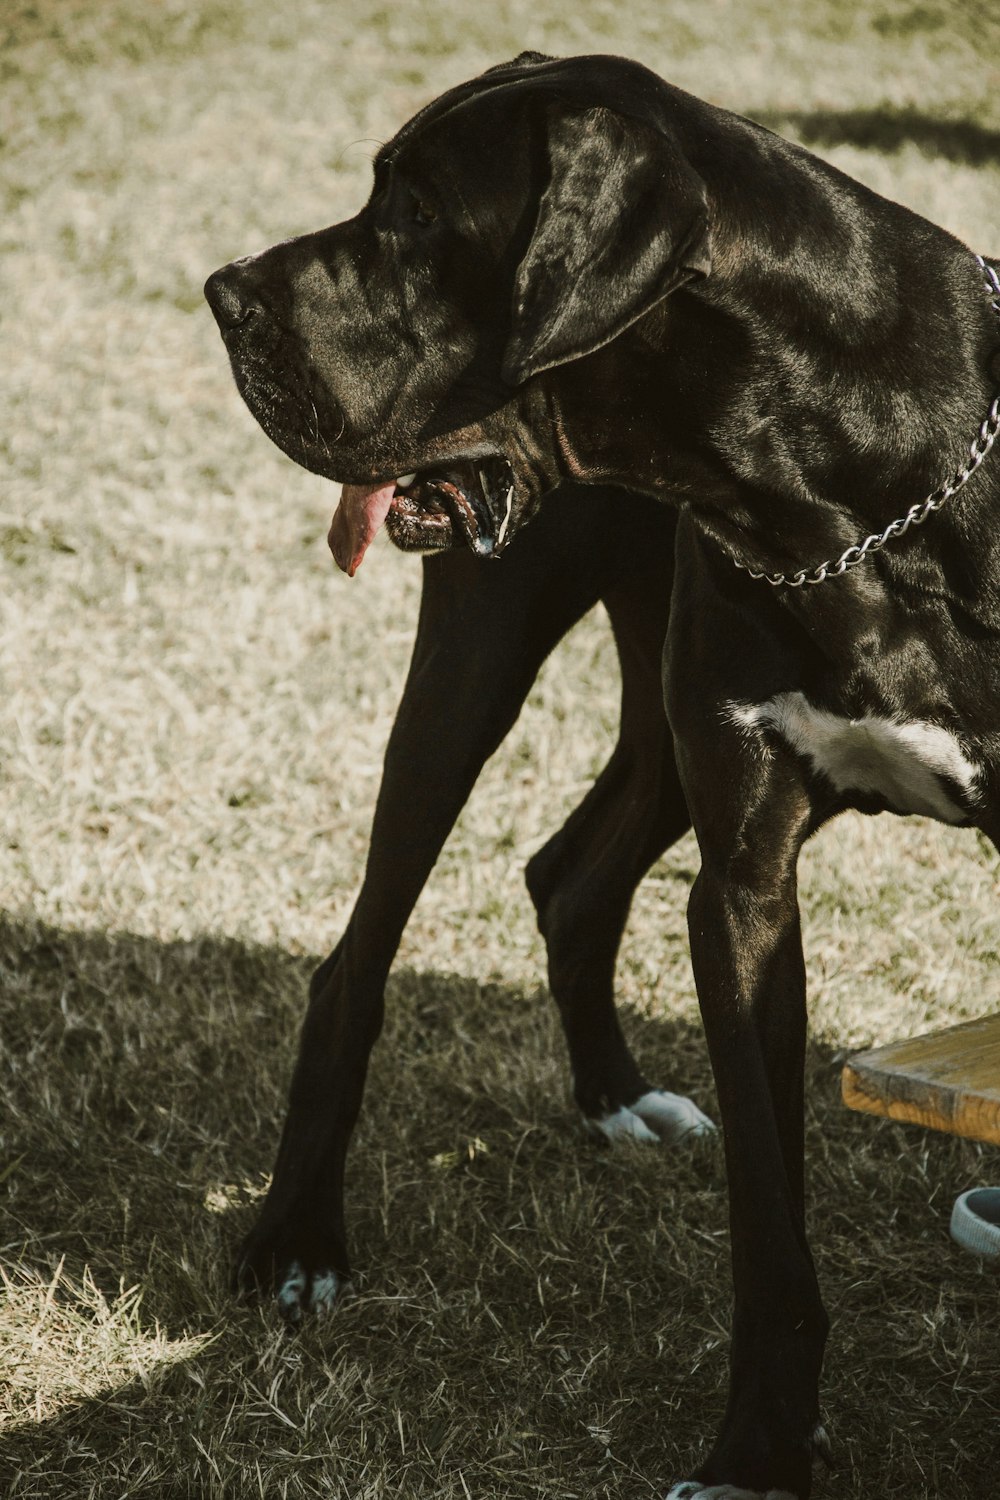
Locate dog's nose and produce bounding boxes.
[204,266,263,331]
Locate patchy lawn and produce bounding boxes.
[1,0,999,1495]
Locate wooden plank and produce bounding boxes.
[842,1012,1000,1145]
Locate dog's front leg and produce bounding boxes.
[678,820,828,1500]
[663,543,829,1500]
[235,517,609,1320]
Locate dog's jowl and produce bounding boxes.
[207,51,1000,1500]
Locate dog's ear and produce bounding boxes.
[502,105,711,385]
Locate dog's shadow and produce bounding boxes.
[0,913,995,1496]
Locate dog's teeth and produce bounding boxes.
[497,483,515,546]
[396,473,417,488]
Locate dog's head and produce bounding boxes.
[205,53,712,574]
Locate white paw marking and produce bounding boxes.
[728,692,980,824]
[632,1089,716,1143]
[587,1090,715,1146]
[275,1261,343,1320]
[810,1421,833,1467]
[276,1260,307,1321]
[666,1484,797,1499]
[309,1270,343,1312]
[588,1105,661,1145]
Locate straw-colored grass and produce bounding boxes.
[1,0,999,1495]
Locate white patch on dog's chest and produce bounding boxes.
[729,691,980,823]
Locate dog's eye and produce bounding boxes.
[411,196,437,228]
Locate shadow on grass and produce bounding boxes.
[0,911,721,1495]
[1,914,998,1497]
[756,107,1000,168]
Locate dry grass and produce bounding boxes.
[2,0,1000,1495]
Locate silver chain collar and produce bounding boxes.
[735,254,1000,588]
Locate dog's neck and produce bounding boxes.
[546,240,1000,606]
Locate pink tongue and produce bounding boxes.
[327,482,396,577]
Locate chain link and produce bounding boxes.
[735,254,1000,588]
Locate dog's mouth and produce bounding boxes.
[328,455,517,577]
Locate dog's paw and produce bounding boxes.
[234,1218,350,1324]
[665,1424,829,1499]
[665,1485,797,1500]
[273,1261,347,1324]
[586,1088,716,1147]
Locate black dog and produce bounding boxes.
[206,52,1000,1500]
